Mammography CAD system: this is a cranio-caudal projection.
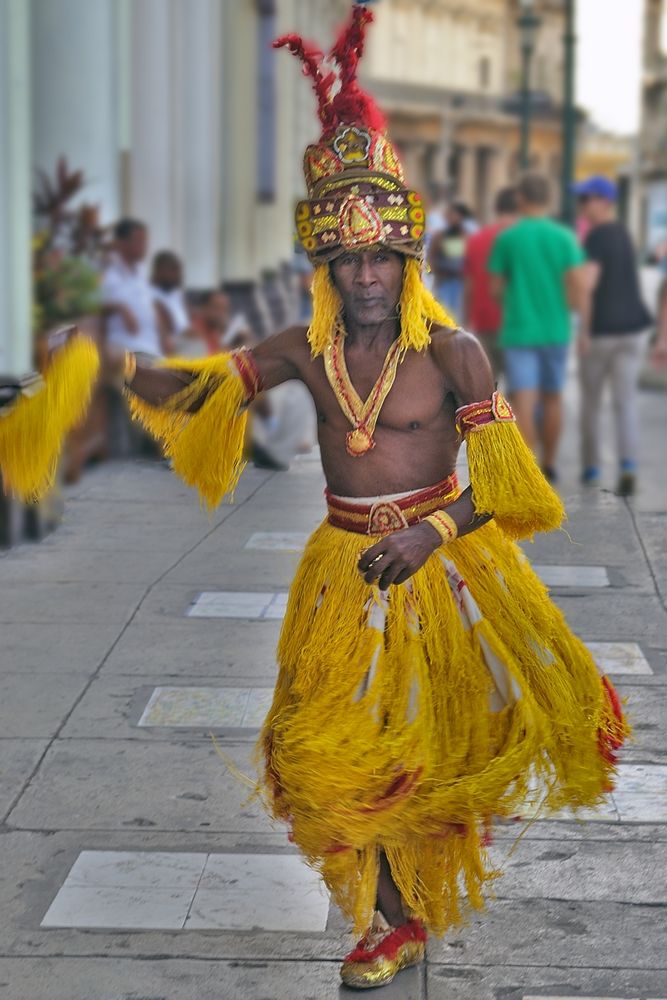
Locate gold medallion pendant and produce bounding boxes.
[324,323,402,458]
[346,426,375,457]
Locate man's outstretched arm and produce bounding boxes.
[115,325,305,410]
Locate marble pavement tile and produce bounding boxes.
[243,687,275,727]
[585,641,653,675]
[41,884,195,930]
[534,565,610,588]
[138,686,252,728]
[186,853,330,931]
[187,591,287,620]
[613,763,667,821]
[64,850,206,889]
[245,531,309,551]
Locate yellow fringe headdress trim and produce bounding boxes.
[0,335,99,501]
[125,353,249,510]
[308,257,456,357]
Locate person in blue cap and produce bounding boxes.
[575,174,652,496]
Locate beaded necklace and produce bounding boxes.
[323,321,402,457]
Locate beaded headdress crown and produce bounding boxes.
[274,5,425,264]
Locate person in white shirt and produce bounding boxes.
[151,251,193,354]
[102,219,164,359]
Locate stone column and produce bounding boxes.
[0,0,31,376]
[0,0,31,542]
[31,0,120,222]
[457,145,477,207]
[127,0,175,253]
[220,0,258,283]
[172,0,223,287]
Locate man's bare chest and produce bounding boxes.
[302,352,452,433]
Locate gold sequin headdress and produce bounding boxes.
[275,4,455,356]
[274,5,425,264]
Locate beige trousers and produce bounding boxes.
[579,332,647,471]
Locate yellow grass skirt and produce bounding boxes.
[258,518,627,935]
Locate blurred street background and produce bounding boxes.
[0,1,666,998]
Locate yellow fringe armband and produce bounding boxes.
[0,334,99,501]
[125,351,255,510]
[457,391,564,540]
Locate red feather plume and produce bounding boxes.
[273,5,385,138]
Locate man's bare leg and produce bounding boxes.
[540,389,563,473]
[376,851,407,926]
[509,389,539,453]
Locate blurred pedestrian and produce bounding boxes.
[428,202,469,319]
[575,176,652,496]
[101,219,164,359]
[463,186,518,376]
[489,174,587,482]
[151,250,194,355]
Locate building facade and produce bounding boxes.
[640,0,667,253]
[361,0,567,219]
[0,0,571,382]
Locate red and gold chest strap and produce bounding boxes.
[455,390,515,436]
[229,348,263,404]
[324,323,402,457]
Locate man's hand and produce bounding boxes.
[651,339,667,367]
[358,521,442,590]
[577,332,592,358]
[119,304,139,333]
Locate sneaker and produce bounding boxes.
[581,467,600,486]
[616,472,636,497]
[541,466,558,484]
[340,911,426,990]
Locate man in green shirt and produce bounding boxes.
[489,174,587,481]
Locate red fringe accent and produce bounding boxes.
[274,7,386,138]
[598,674,627,768]
[345,919,427,964]
[360,767,423,814]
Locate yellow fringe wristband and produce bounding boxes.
[423,510,458,545]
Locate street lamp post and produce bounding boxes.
[560,0,577,224]
[518,0,542,171]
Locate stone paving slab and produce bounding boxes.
[0,672,90,738]
[0,539,181,583]
[426,897,665,972]
[0,623,121,675]
[7,739,276,834]
[426,965,667,1000]
[488,838,667,904]
[60,676,276,740]
[0,582,146,626]
[0,740,49,819]
[0,957,362,1000]
[100,619,281,677]
[553,593,667,645]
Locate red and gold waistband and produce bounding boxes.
[326,473,460,535]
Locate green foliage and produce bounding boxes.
[33,254,101,331]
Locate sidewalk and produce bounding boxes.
[0,383,666,999]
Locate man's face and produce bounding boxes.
[153,258,182,291]
[578,195,610,224]
[330,247,404,328]
[120,226,148,264]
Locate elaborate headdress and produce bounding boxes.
[275,4,454,355]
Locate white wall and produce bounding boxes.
[31,0,120,223]
[0,0,31,374]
